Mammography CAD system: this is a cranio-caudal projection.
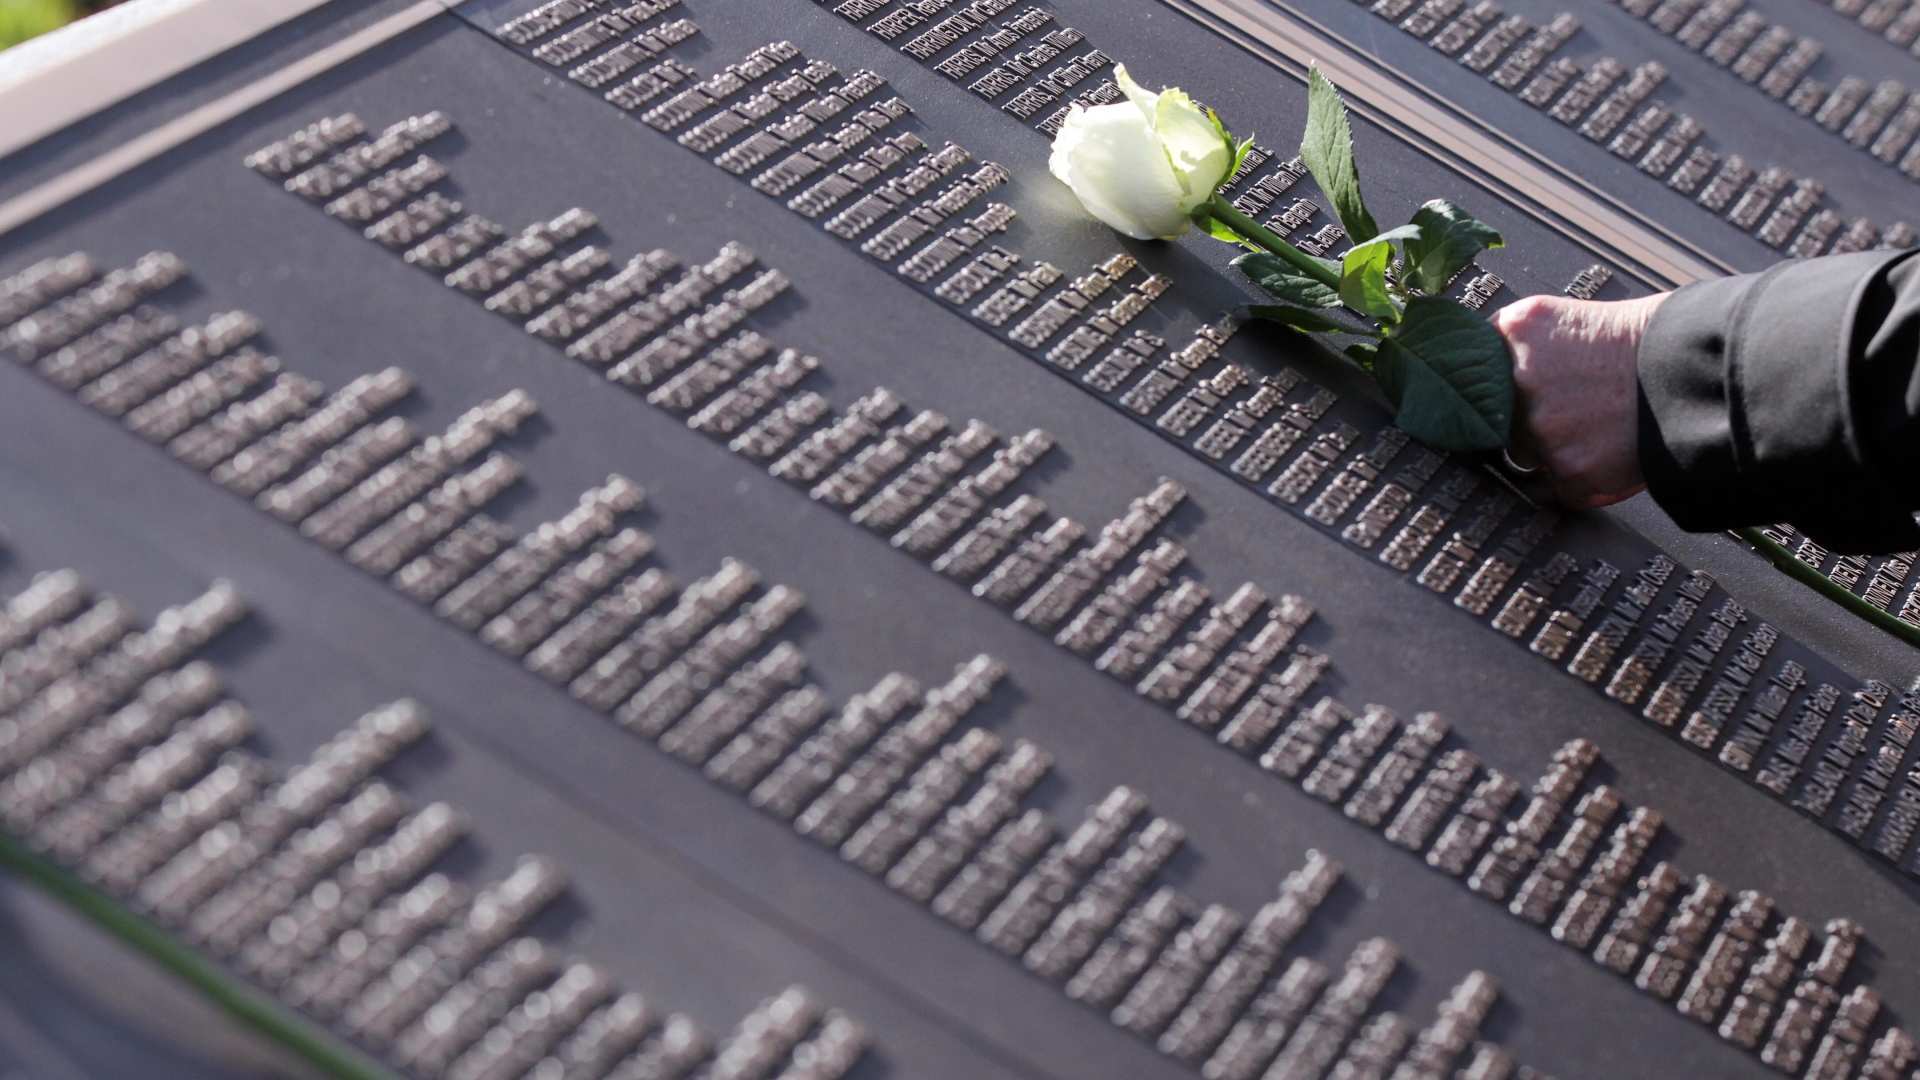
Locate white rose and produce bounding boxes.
[1047,65,1236,241]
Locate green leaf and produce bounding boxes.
[1206,109,1263,195]
[1371,296,1515,452]
[1236,249,1344,305]
[1340,223,1423,308]
[1246,304,1353,334]
[1233,134,1257,176]
[1339,240,1399,322]
[1364,223,1425,245]
[1403,200,1505,295]
[1193,203,1254,249]
[1301,67,1380,245]
[1200,214,1254,247]
[1345,340,1379,373]
[1341,223,1422,261]
[1232,251,1341,307]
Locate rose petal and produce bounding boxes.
[1055,100,1190,239]
[1114,64,1159,126]
[1153,87,1233,205]
[1047,105,1090,186]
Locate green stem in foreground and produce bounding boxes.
[1738,526,1920,649]
[1204,194,1341,289]
[0,830,395,1080]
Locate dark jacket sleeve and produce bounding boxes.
[1637,248,1920,554]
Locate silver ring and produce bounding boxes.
[1501,449,1544,476]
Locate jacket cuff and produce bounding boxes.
[1636,271,1759,533]
[1637,253,1920,553]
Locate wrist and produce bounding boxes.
[1619,291,1671,367]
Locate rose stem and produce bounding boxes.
[1737,526,1920,648]
[1204,194,1340,289]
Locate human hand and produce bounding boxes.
[1492,291,1670,509]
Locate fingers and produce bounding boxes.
[1503,424,1544,473]
[1491,292,1654,512]
[1496,295,1559,465]
[1543,440,1646,508]
[1554,481,1646,511]
[1490,294,1562,348]
[1551,473,1609,509]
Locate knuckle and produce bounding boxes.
[1528,409,1576,444]
[1542,442,1595,483]
[1512,359,1549,395]
[1495,295,1556,339]
[1552,473,1598,507]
